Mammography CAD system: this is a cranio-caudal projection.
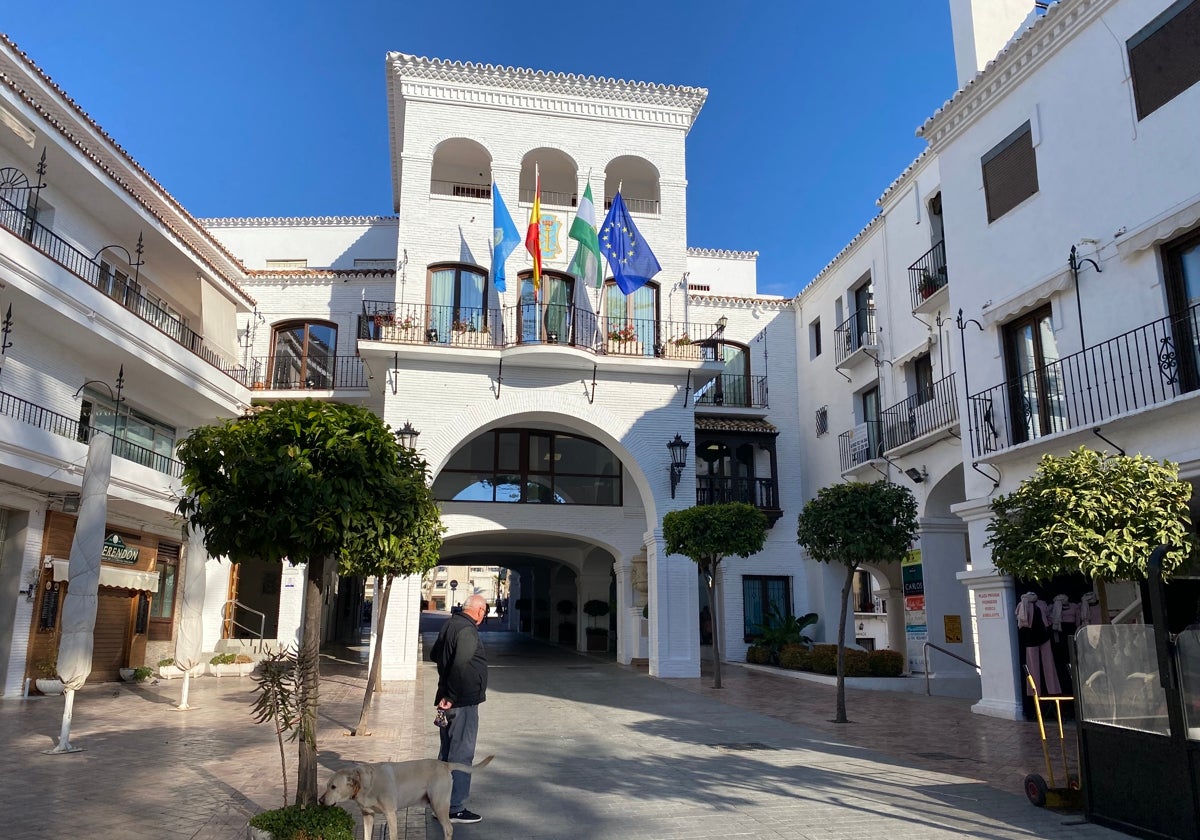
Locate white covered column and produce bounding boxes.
[648,530,699,678]
[613,555,635,664]
[375,573,423,681]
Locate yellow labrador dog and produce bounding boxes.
[320,755,494,839]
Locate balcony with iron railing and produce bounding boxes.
[694,374,768,409]
[429,180,491,200]
[837,419,883,473]
[967,302,1200,457]
[358,300,722,361]
[248,355,367,391]
[696,475,781,525]
[603,195,661,215]
[834,307,878,367]
[0,196,247,384]
[908,240,948,312]
[519,187,577,207]
[879,372,958,455]
[0,389,183,477]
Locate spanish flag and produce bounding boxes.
[525,165,541,301]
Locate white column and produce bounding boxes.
[613,555,635,664]
[376,573,423,681]
[648,530,699,678]
[960,568,1021,718]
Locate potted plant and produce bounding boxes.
[119,665,155,683]
[663,333,701,360]
[583,599,611,652]
[556,599,576,644]
[919,267,945,300]
[209,651,240,677]
[235,653,257,676]
[450,319,488,346]
[157,656,203,679]
[34,656,64,695]
[247,649,354,840]
[606,324,642,356]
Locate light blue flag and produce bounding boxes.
[491,182,521,293]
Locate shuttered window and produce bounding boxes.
[982,122,1038,223]
[1129,0,1200,120]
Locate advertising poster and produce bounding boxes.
[902,549,927,672]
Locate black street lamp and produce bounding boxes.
[394,420,420,450]
[667,434,689,499]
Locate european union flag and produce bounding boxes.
[492,182,521,293]
[599,192,661,295]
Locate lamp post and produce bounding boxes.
[73,365,126,442]
[0,302,13,380]
[667,434,689,499]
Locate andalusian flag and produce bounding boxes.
[525,166,541,300]
[567,181,603,289]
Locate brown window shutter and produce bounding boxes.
[982,123,1038,223]
[1129,0,1200,120]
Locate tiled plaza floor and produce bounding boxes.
[0,618,1125,839]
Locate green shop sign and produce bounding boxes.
[102,534,139,565]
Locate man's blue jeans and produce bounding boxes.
[438,704,479,811]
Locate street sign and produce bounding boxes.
[450,580,458,590]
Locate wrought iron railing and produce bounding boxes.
[879,372,958,452]
[695,374,768,408]
[248,354,367,390]
[0,389,183,477]
[908,240,948,309]
[834,307,878,364]
[519,187,577,207]
[603,195,660,215]
[967,302,1200,456]
[429,180,491,200]
[696,476,778,511]
[0,196,246,381]
[359,300,721,360]
[837,419,883,472]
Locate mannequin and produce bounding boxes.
[1016,592,1062,695]
[1079,591,1102,626]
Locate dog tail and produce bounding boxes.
[448,754,494,775]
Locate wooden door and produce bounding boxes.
[90,589,132,681]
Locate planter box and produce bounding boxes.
[379,324,423,343]
[158,663,204,680]
[586,631,609,652]
[450,330,489,347]
[35,678,65,695]
[208,662,255,678]
[606,340,643,356]
[663,342,701,360]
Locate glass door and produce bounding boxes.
[1165,230,1200,392]
[1004,305,1065,443]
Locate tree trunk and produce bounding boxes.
[834,564,856,723]
[707,566,722,689]
[352,574,393,735]
[295,554,328,806]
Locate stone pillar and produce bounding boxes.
[960,568,1021,718]
[613,555,635,664]
[875,585,907,667]
[376,574,423,681]
[647,530,699,678]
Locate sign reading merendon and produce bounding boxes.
[102,533,140,565]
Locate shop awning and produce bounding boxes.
[48,557,158,592]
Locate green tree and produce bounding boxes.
[175,399,432,805]
[986,447,1195,616]
[797,481,917,723]
[662,502,768,689]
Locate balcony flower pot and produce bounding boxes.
[606,339,643,356]
[450,327,489,347]
[380,323,422,343]
[663,339,701,360]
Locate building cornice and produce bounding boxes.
[796,214,882,301]
[244,268,397,280]
[687,247,760,260]
[0,35,255,307]
[917,0,1117,151]
[200,216,398,229]
[690,294,788,308]
[387,52,708,132]
[877,149,932,208]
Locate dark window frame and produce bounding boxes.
[1129,0,1200,120]
[982,121,1039,223]
[269,319,338,389]
[1163,226,1200,391]
[1003,304,1062,444]
[742,575,792,643]
[148,541,180,640]
[427,262,491,335]
[433,428,623,506]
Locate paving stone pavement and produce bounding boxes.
[0,619,1129,839]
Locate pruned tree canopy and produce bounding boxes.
[662,502,768,576]
[986,447,1195,583]
[796,481,918,570]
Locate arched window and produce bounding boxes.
[433,429,622,505]
[430,139,492,199]
[602,280,659,355]
[428,263,489,344]
[603,156,660,215]
[271,321,336,388]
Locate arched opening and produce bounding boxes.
[269,320,337,389]
[604,156,660,215]
[520,148,578,207]
[430,138,492,199]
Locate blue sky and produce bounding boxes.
[2,1,960,298]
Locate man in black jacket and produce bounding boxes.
[431,593,489,824]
